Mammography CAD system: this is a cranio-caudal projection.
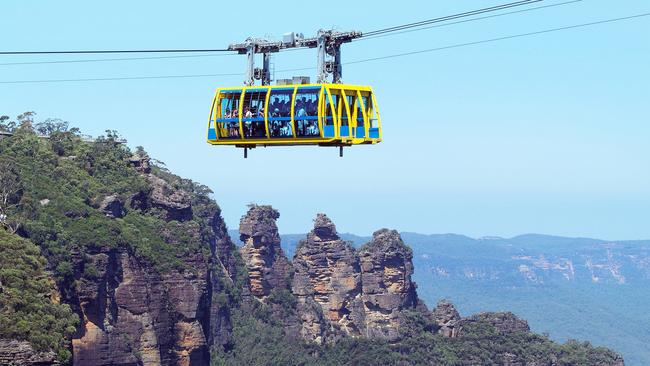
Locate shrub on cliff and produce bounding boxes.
[0,230,78,363]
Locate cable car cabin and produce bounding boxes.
[207,84,381,151]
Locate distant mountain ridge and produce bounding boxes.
[231,230,650,284]
[230,230,650,366]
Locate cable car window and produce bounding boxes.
[354,95,366,138]
[294,88,320,137]
[357,97,367,126]
[365,94,379,138]
[338,94,350,137]
[323,90,337,137]
[216,91,241,139]
[242,89,267,139]
[365,96,376,127]
[268,88,293,138]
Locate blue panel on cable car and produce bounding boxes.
[324,125,335,137]
[369,128,379,138]
[208,129,217,140]
[340,126,350,137]
[356,127,365,137]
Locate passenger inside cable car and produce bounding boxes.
[216,91,241,139]
[268,89,293,137]
[295,89,320,137]
[241,89,267,139]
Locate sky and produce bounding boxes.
[1,0,649,239]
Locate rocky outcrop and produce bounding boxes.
[147,174,193,222]
[292,214,364,343]
[284,215,422,343]
[358,229,419,340]
[128,153,151,174]
[98,194,124,218]
[0,339,58,366]
[459,311,530,335]
[126,154,192,221]
[433,300,461,337]
[239,205,291,298]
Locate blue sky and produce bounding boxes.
[2,0,649,239]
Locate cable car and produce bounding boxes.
[207,82,381,150]
[206,29,381,157]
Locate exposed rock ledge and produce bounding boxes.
[0,339,57,366]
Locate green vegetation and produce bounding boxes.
[211,299,621,365]
[0,114,215,282]
[0,230,78,363]
[0,113,219,359]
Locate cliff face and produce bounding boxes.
[71,249,211,365]
[64,156,239,366]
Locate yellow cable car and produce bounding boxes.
[207,83,381,151]
[207,29,379,156]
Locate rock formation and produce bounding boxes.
[239,205,291,298]
[284,214,418,342]
[69,154,238,366]
[147,174,193,222]
[98,194,125,218]
[0,340,58,366]
[358,229,419,340]
[459,311,530,336]
[433,299,461,337]
[71,248,212,366]
[128,153,151,174]
[291,214,364,342]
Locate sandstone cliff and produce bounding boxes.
[64,155,240,366]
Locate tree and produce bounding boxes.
[16,111,36,130]
[34,118,69,136]
[0,158,22,233]
[0,115,16,133]
[135,146,147,157]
